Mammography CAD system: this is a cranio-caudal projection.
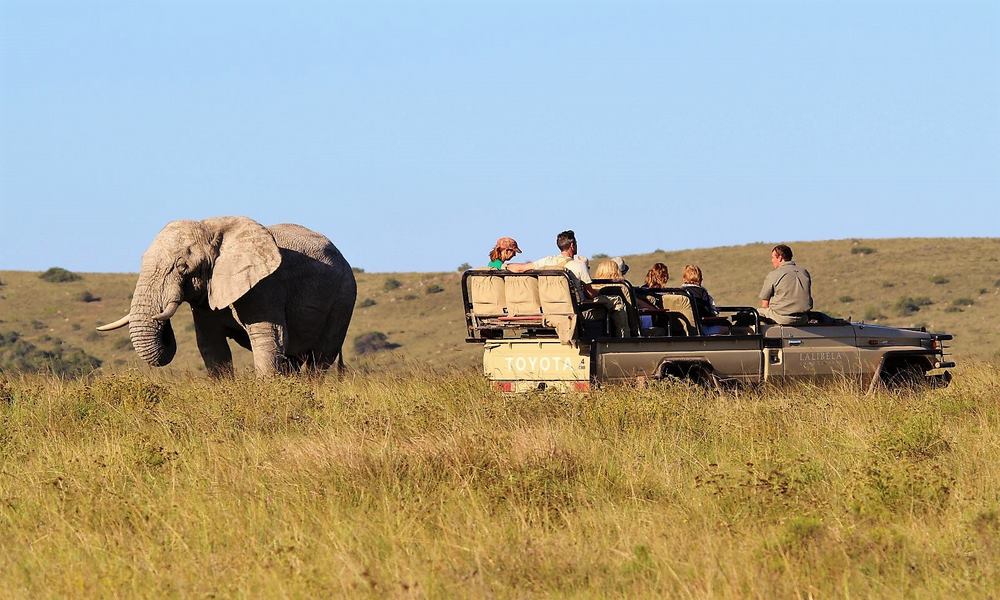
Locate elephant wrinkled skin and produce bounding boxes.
[99,216,357,376]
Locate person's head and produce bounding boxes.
[556,230,577,256]
[682,264,703,285]
[489,236,522,262]
[645,263,670,288]
[593,259,623,281]
[770,244,793,268]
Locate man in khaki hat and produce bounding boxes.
[488,236,522,270]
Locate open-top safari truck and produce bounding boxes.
[461,269,955,392]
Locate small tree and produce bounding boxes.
[384,278,402,291]
[850,246,876,255]
[39,267,82,283]
[352,267,365,274]
[359,298,376,308]
[78,290,101,303]
[426,284,444,294]
[456,262,471,272]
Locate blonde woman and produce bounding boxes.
[681,264,718,317]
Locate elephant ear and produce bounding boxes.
[207,218,282,310]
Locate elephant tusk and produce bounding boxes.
[154,301,181,321]
[96,314,130,331]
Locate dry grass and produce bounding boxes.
[1,365,998,597]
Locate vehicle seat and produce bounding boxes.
[538,274,578,343]
[504,276,542,317]
[468,273,506,317]
[659,294,698,336]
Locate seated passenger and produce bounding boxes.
[681,264,718,317]
[593,259,624,281]
[759,244,813,325]
[509,230,629,337]
[644,263,670,289]
[487,236,522,270]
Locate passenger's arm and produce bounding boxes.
[760,299,770,308]
[505,262,534,273]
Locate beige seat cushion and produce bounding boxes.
[659,294,698,336]
[504,276,542,316]
[538,275,575,315]
[468,274,506,316]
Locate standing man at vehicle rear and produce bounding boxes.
[759,244,813,325]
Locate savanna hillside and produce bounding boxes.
[0,367,998,596]
[1,237,998,374]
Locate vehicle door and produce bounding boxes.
[777,324,862,384]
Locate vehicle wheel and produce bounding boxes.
[880,360,928,391]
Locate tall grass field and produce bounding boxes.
[1,365,998,597]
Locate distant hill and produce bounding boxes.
[2,237,998,374]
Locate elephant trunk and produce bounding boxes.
[128,278,178,367]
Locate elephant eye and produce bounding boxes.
[175,258,190,275]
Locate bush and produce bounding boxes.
[402,294,417,301]
[851,247,877,255]
[31,320,46,331]
[39,267,82,283]
[78,290,101,303]
[353,332,400,355]
[0,330,101,375]
[426,284,444,294]
[952,297,975,307]
[838,296,854,303]
[894,297,933,316]
[863,307,886,321]
[359,298,376,308]
[978,288,989,295]
[995,279,1000,288]
[352,267,365,274]
[384,278,402,291]
[456,263,471,272]
[592,253,609,259]
[928,275,949,285]
[882,282,895,288]
[944,306,963,313]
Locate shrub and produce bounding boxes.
[592,253,609,259]
[944,306,962,313]
[353,331,400,355]
[0,330,101,375]
[352,267,365,274]
[882,282,895,288]
[952,297,975,307]
[426,284,444,294]
[995,279,1000,288]
[384,278,402,291]
[31,320,46,331]
[838,296,854,303]
[928,275,949,285]
[78,290,101,303]
[359,298,376,308]
[851,246,876,255]
[894,296,933,316]
[978,288,989,295]
[402,294,417,301]
[39,267,82,283]
[863,307,886,321]
[456,262,471,272]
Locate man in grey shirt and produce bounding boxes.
[759,244,813,325]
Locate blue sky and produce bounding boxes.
[1,0,997,273]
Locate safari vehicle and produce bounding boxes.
[461,269,955,392]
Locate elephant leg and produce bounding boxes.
[244,320,290,376]
[192,307,234,377]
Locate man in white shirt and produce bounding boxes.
[508,230,629,337]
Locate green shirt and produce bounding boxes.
[487,259,504,270]
[759,260,813,316]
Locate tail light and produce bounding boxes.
[573,381,591,392]
[493,381,513,392]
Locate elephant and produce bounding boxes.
[98,216,357,376]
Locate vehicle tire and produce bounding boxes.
[880,360,928,391]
